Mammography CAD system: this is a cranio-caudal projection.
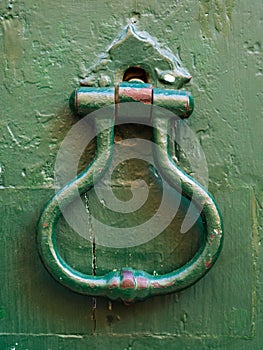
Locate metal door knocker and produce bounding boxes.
[37,25,223,303]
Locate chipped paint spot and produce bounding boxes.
[121,270,135,289]
[209,234,216,244]
[205,257,213,269]
[119,86,152,104]
[136,277,148,289]
[152,281,162,288]
[35,111,55,128]
[214,228,220,235]
[108,276,119,289]
[163,73,176,83]
[7,125,20,146]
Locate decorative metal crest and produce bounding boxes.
[80,24,192,89]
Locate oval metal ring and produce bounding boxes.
[37,108,223,303]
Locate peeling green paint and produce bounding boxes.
[198,0,236,37]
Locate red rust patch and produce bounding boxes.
[205,257,213,269]
[43,223,48,228]
[152,281,162,288]
[109,282,119,289]
[136,277,148,290]
[209,234,216,245]
[121,270,135,289]
[119,86,152,104]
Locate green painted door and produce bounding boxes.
[0,1,262,349]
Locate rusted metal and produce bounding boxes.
[37,25,223,304]
[38,79,223,303]
[118,82,153,104]
[70,82,194,120]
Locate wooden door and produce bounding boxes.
[0,1,262,349]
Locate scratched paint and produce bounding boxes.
[198,0,236,37]
[1,17,24,66]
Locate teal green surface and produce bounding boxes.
[0,0,262,349]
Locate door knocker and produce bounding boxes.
[37,25,223,303]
